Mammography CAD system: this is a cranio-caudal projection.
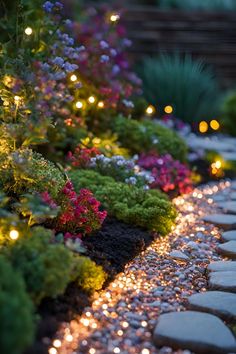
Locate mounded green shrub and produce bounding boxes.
[72,256,106,293]
[0,255,35,354]
[139,55,220,124]
[69,170,176,235]
[5,227,74,304]
[113,115,187,161]
[222,92,236,136]
[0,149,66,198]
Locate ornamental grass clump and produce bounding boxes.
[70,169,176,235]
[139,55,220,124]
[114,115,187,161]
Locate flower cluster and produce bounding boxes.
[41,180,107,238]
[57,181,107,236]
[138,153,193,195]
[89,154,153,188]
[72,5,142,112]
[68,145,101,168]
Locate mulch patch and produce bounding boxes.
[25,217,153,354]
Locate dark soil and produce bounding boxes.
[25,217,153,354]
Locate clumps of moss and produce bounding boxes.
[70,169,176,235]
[113,116,187,161]
[72,256,107,293]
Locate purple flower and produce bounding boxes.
[43,1,53,13]
[63,62,78,72]
[41,62,50,71]
[52,56,64,67]
[55,1,63,10]
[100,40,109,49]
[61,33,74,46]
[122,38,132,47]
[100,55,109,63]
[53,71,66,80]
[112,65,120,75]
[75,46,85,53]
[110,49,117,57]
[65,19,72,27]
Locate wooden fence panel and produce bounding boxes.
[123,6,236,87]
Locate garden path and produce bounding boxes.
[49,180,236,354]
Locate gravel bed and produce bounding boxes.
[48,180,231,354]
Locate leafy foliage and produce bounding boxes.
[70,169,176,235]
[113,115,187,161]
[222,91,236,136]
[139,55,220,123]
[0,255,35,354]
[0,149,66,198]
[4,227,75,304]
[72,256,106,293]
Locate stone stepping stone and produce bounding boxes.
[153,311,236,354]
[218,241,236,259]
[220,151,236,162]
[222,230,236,242]
[188,291,236,321]
[208,261,236,272]
[202,214,236,230]
[169,250,189,261]
[217,201,236,214]
[230,192,236,200]
[209,271,236,293]
[212,194,227,202]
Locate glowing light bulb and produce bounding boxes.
[48,348,57,354]
[122,321,129,328]
[9,230,19,240]
[65,334,73,342]
[88,96,96,104]
[14,95,21,104]
[141,321,148,327]
[146,105,155,115]
[110,14,120,22]
[89,349,96,354]
[98,101,104,108]
[215,160,222,169]
[210,119,220,131]
[24,27,33,35]
[199,121,208,133]
[70,74,77,82]
[142,350,150,354]
[83,319,90,326]
[52,340,61,348]
[75,101,83,109]
[114,348,120,353]
[164,105,173,114]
